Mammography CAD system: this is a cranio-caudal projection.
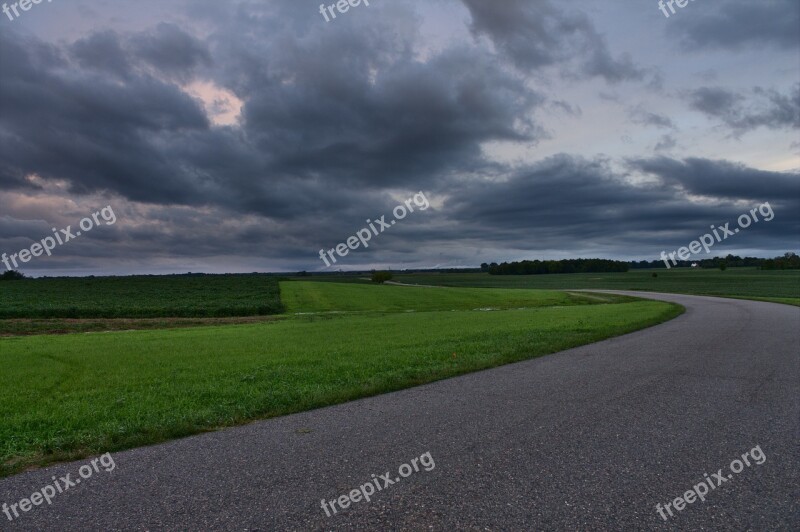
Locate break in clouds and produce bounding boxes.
[0,0,798,275]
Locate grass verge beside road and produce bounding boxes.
[333,269,799,304]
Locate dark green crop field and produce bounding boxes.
[0,274,283,319]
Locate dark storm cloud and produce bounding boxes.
[0,27,212,204]
[0,160,29,190]
[441,155,799,254]
[461,0,645,83]
[445,155,685,243]
[687,85,800,135]
[71,24,211,82]
[131,23,212,82]
[0,5,545,220]
[239,46,541,188]
[668,0,800,51]
[71,31,133,79]
[629,156,800,203]
[0,216,49,240]
[203,2,547,191]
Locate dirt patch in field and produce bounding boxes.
[0,316,282,337]
[565,292,615,302]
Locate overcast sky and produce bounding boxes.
[1,0,798,275]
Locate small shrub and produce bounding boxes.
[371,271,393,284]
[0,270,26,281]
[651,272,658,278]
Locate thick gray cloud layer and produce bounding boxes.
[0,0,797,275]
[688,85,800,136]
[445,155,799,251]
[667,0,800,50]
[462,0,645,83]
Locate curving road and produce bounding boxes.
[1,292,798,530]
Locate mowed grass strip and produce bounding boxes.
[280,280,623,313]
[0,299,680,477]
[351,269,800,302]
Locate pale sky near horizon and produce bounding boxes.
[1,0,798,275]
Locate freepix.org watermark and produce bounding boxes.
[1,206,117,272]
[319,0,372,23]
[2,0,53,22]
[655,445,766,521]
[657,0,698,19]
[321,451,435,517]
[318,192,429,268]
[660,202,774,268]
[2,453,116,522]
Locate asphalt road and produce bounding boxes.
[1,292,798,530]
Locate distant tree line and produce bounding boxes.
[0,270,26,281]
[761,252,800,270]
[480,252,799,275]
[481,259,629,275]
[629,252,800,270]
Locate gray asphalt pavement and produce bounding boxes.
[1,292,798,530]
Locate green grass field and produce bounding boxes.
[0,281,680,477]
[281,281,629,313]
[297,268,799,305]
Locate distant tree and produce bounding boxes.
[480,263,489,272]
[763,252,800,270]
[371,271,393,284]
[0,270,26,281]
[719,262,727,271]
